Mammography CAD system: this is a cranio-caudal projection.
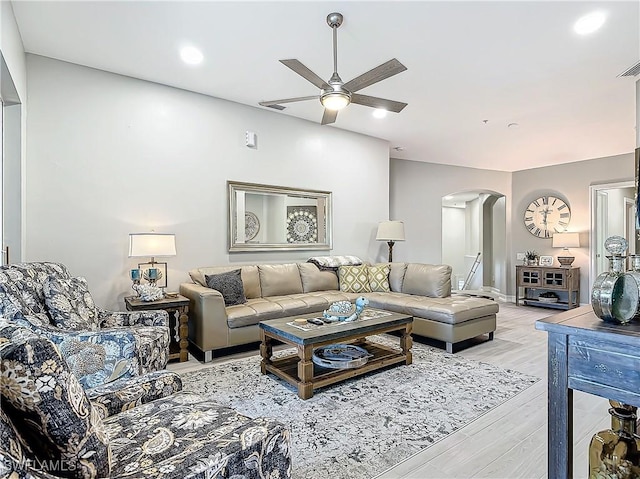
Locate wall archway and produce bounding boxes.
[441,189,506,295]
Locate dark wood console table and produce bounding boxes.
[535,306,640,478]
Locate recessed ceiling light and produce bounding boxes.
[444,195,454,200]
[574,11,606,35]
[373,109,387,119]
[180,46,203,65]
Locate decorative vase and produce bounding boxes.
[591,236,640,324]
[588,401,640,479]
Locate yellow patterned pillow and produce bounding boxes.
[368,264,391,292]
[338,265,372,293]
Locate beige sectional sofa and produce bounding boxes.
[180,262,499,361]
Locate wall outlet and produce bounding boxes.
[516,252,525,261]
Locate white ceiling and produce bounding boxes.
[10,1,640,172]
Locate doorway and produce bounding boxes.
[1,52,22,265]
[441,190,506,295]
[590,180,637,292]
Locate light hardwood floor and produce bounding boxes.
[169,303,610,479]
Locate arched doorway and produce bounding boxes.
[441,190,506,296]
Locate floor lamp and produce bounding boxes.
[376,221,405,262]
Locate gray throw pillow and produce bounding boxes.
[205,269,247,306]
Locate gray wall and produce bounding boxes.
[511,152,635,303]
[389,158,512,267]
[25,55,391,309]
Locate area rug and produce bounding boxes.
[182,336,539,479]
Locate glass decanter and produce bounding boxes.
[592,236,640,324]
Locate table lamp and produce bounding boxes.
[552,232,580,266]
[129,233,176,288]
[376,220,405,262]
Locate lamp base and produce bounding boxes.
[557,256,575,266]
[387,241,395,263]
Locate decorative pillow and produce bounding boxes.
[205,269,247,306]
[0,324,111,478]
[43,276,99,330]
[338,265,372,293]
[367,264,391,292]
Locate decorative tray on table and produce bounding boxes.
[312,344,372,369]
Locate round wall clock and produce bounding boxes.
[524,195,571,238]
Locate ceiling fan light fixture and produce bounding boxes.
[320,90,351,111]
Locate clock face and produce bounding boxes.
[524,196,571,238]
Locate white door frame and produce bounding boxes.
[589,180,634,293]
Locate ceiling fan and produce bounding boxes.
[259,12,408,125]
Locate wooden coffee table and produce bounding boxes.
[259,309,413,399]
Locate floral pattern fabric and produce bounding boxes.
[0,325,292,479]
[104,391,291,479]
[43,276,99,330]
[0,324,111,479]
[87,370,183,419]
[0,262,170,388]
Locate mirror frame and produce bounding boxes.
[228,181,333,252]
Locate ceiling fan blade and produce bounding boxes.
[350,94,408,113]
[280,59,330,90]
[259,96,319,110]
[343,58,407,93]
[321,109,338,125]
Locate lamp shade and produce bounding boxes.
[552,232,580,249]
[129,233,176,257]
[376,221,405,242]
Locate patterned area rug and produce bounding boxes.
[181,336,539,479]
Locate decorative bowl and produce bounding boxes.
[538,297,558,303]
[312,344,372,369]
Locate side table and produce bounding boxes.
[125,295,190,362]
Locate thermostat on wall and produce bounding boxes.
[245,131,257,149]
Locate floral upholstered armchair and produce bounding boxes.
[0,262,170,388]
[0,324,292,479]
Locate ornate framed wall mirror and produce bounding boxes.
[228,181,332,252]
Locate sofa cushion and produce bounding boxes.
[403,295,499,324]
[205,269,247,306]
[367,264,391,292]
[388,262,408,292]
[43,276,99,330]
[0,324,111,478]
[338,265,372,293]
[258,264,303,297]
[402,263,452,298]
[298,263,339,292]
[226,298,286,328]
[190,265,261,299]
